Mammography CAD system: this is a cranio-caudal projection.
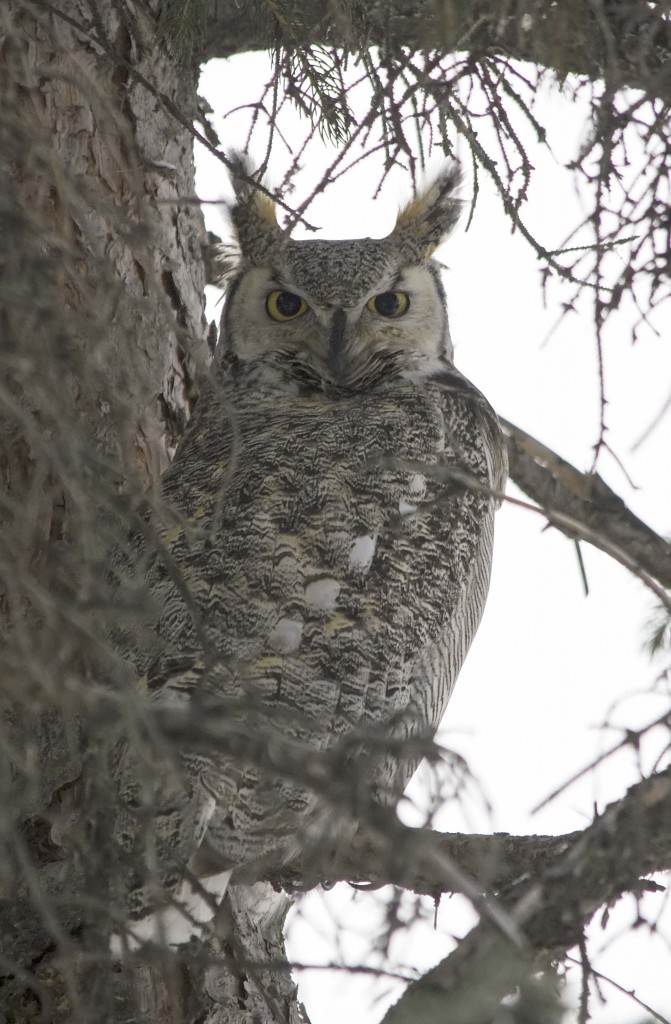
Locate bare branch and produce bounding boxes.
[201,2,671,101]
[381,764,671,1023]
[501,418,671,591]
[139,707,671,905]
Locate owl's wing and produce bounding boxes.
[343,366,507,800]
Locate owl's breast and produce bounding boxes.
[147,375,494,751]
[226,381,445,546]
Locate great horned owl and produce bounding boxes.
[112,156,507,944]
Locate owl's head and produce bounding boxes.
[219,155,463,391]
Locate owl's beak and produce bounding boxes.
[327,308,348,380]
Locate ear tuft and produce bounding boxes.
[210,242,242,288]
[393,163,463,261]
[226,152,281,266]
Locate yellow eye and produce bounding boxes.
[366,291,410,318]
[266,290,308,322]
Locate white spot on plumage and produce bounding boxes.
[408,473,426,496]
[268,616,304,653]
[348,534,377,571]
[305,577,341,611]
[398,475,426,516]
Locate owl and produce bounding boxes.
[111,155,508,945]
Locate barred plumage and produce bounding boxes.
[112,155,508,943]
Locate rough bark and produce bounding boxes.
[1,3,298,1022]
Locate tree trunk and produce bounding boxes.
[0,3,300,1021]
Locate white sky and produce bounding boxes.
[197,52,671,1024]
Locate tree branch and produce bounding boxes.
[158,706,671,936]
[380,764,671,1023]
[272,827,578,898]
[201,1,671,101]
[266,764,671,914]
[139,709,671,906]
[501,419,671,591]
